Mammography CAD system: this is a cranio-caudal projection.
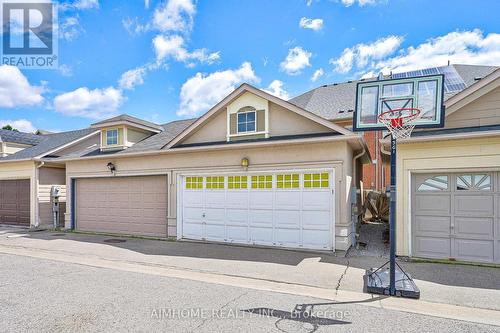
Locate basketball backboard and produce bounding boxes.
[353,74,445,131]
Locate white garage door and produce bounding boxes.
[76,176,167,237]
[180,170,335,250]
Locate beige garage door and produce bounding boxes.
[412,172,499,263]
[0,179,30,225]
[76,176,167,237]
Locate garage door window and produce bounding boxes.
[417,175,448,191]
[304,173,329,188]
[206,176,225,189]
[251,175,272,189]
[228,176,248,189]
[456,174,491,191]
[186,177,203,189]
[277,174,299,189]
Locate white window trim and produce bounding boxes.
[106,128,119,146]
[236,110,257,134]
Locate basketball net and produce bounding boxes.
[378,108,421,139]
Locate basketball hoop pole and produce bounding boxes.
[389,134,397,295]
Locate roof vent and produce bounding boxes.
[347,109,354,113]
[347,80,353,83]
[322,84,328,87]
[338,110,345,113]
[474,77,483,81]
[333,83,338,86]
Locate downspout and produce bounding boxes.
[352,140,367,248]
[34,161,45,228]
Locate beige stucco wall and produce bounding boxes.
[126,128,151,146]
[65,140,356,251]
[183,110,227,144]
[445,86,500,129]
[0,161,37,226]
[38,166,66,227]
[396,136,500,256]
[269,102,332,136]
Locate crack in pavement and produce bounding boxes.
[335,260,349,296]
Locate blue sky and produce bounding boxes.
[1,0,499,132]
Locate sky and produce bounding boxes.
[0,0,499,133]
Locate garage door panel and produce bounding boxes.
[455,239,494,262]
[226,209,247,225]
[413,236,451,258]
[302,210,330,230]
[414,194,450,215]
[249,209,273,227]
[274,210,300,228]
[275,192,300,210]
[205,191,225,207]
[455,217,494,238]
[249,191,273,209]
[275,229,300,247]
[226,225,248,243]
[302,191,330,211]
[454,195,494,216]
[413,215,450,235]
[303,230,330,249]
[183,191,203,207]
[250,227,273,245]
[182,222,203,238]
[226,191,248,208]
[205,208,225,225]
[77,176,167,237]
[205,224,225,241]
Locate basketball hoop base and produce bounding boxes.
[365,261,420,299]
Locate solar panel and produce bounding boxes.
[390,66,466,93]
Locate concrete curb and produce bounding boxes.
[0,243,498,327]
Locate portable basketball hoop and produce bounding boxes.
[353,74,445,299]
[364,107,422,298]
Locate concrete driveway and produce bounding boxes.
[0,226,499,314]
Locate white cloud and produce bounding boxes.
[0,119,36,133]
[58,64,73,77]
[54,87,124,119]
[60,0,99,11]
[330,35,403,73]
[311,68,324,82]
[118,67,148,90]
[0,65,44,108]
[153,34,220,65]
[263,80,289,100]
[280,47,312,75]
[341,0,383,7]
[299,17,323,31]
[178,62,259,117]
[153,0,196,32]
[59,16,84,41]
[368,30,500,75]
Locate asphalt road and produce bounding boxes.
[0,253,498,333]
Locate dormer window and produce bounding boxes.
[237,109,256,133]
[106,129,118,145]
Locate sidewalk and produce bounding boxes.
[0,226,498,314]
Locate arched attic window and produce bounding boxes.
[236,106,257,133]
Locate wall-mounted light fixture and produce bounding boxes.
[107,162,116,174]
[240,157,249,171]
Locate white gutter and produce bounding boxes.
[380,129,500,146]
[55,134,364,162]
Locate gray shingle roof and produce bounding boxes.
[0,129,41,145]
[0,128,97,161]
[289,64,499,121]
[116,118,196,154]
[91,114,163,131]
